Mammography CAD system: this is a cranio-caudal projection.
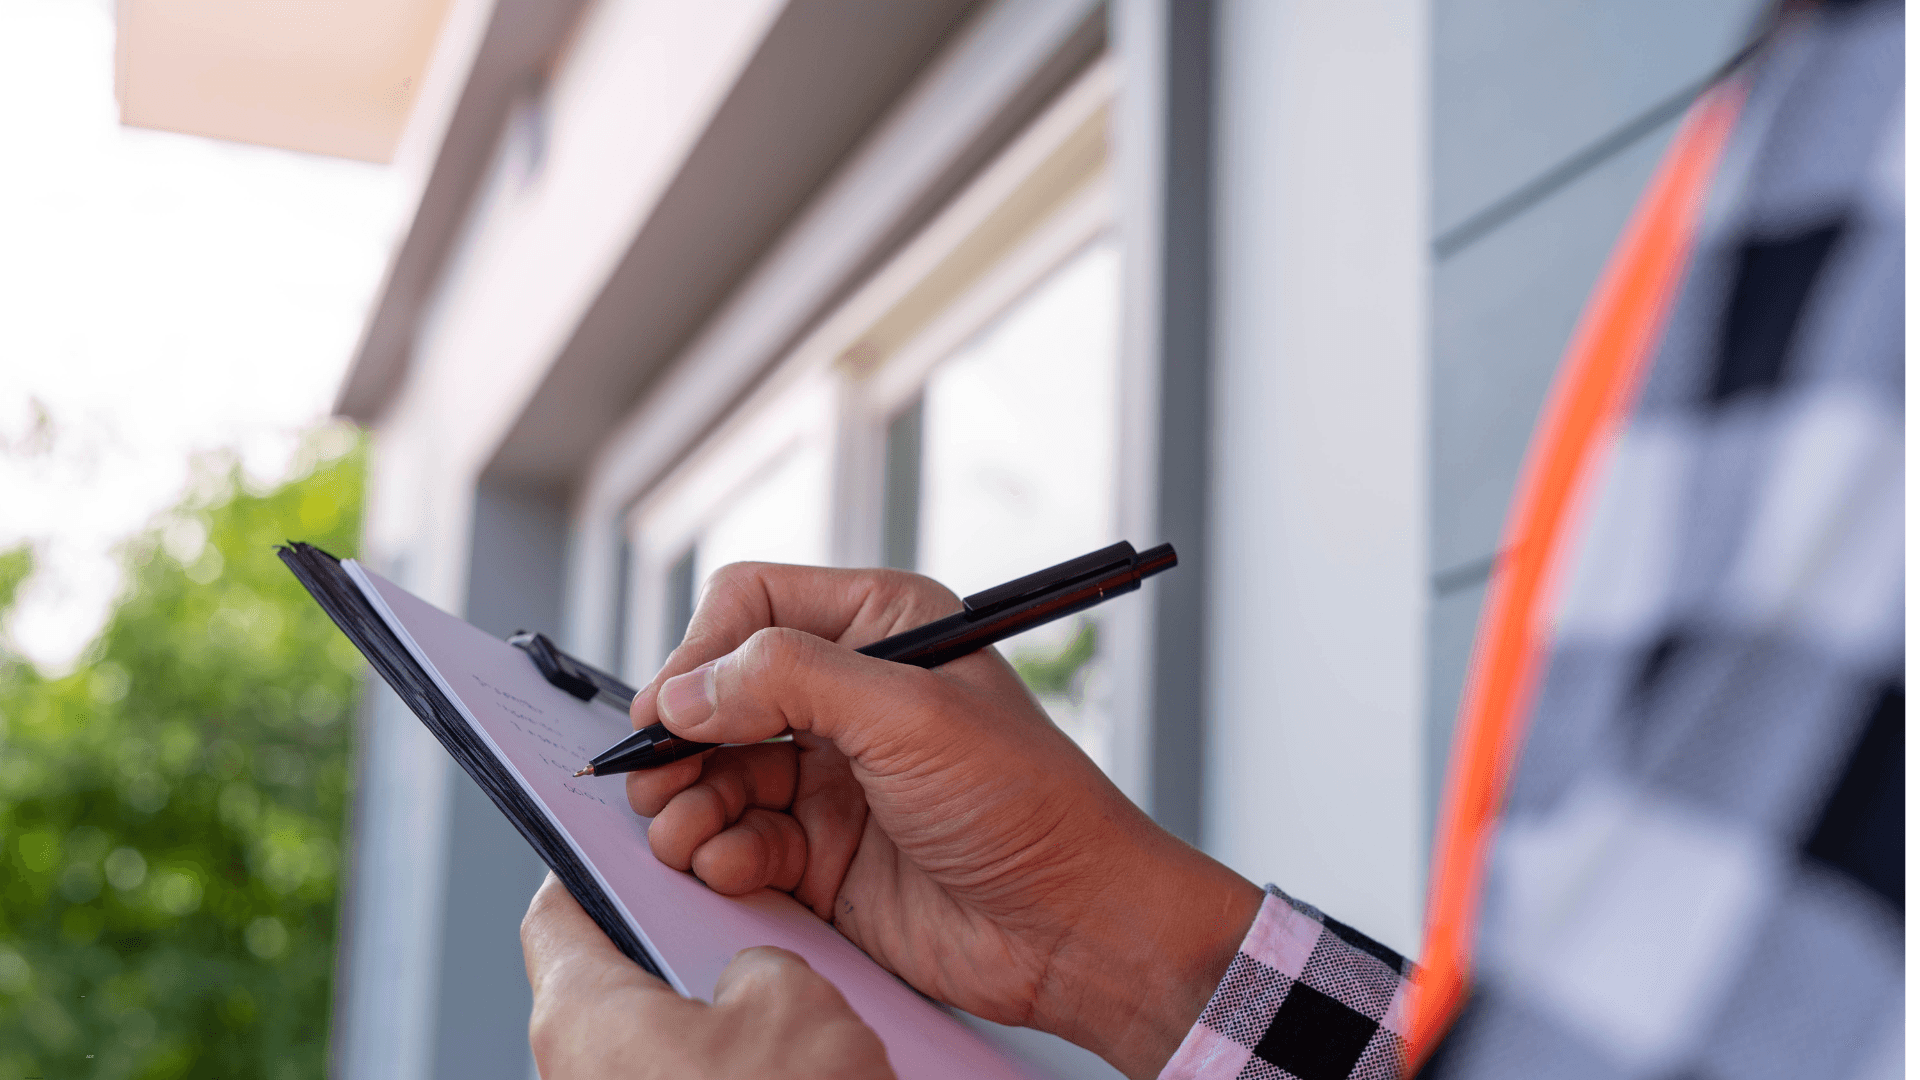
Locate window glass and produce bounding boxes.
[686,438,830,619]
[913,236,1121,764]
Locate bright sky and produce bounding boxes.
[0,0,406,670]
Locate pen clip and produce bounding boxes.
[959,541,1138,619]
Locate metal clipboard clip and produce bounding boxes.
[508,631,639,709]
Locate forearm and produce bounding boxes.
[1034,822,1265,1079]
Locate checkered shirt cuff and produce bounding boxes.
[1159,886,1416,1080]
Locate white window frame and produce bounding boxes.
[612,57,1129,759]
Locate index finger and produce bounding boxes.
[631,563,960,728]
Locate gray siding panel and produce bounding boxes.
[1433,0,1762,235]
[426,778,546,1080]
[1431,113,1678,575]
[1426,577,1487,834]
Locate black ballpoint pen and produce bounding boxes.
[569,540,1177,777]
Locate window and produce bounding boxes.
[619,60,1125,770]
[623,376,837,673]
[899,237,1121,760]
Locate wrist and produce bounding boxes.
[1037,821,1264,1079]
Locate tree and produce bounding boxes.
[0,434,365,1080]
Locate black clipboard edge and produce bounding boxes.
[278,542,665,980]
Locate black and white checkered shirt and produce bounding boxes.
[1163,3,1903,1078]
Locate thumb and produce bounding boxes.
[711,946,836,1006]
[654,626,950,761]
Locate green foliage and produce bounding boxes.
[0,435,366,1080]
[1011,618,1099,701]
[0,545,31,613]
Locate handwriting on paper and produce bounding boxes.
[472,673,599,756]
[472,672,625,803]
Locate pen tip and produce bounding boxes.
[572,766,593,777]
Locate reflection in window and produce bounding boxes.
[903,236,1121,766]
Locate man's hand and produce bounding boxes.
[522,873,895,1080]
[624,563,1263,1079]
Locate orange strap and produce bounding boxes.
[1407,84,1745,1065]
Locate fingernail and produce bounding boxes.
[658,659,719,730]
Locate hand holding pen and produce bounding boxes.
[597,550,1263,1079]
[554,540,1175,776]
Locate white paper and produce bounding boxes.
[343,561,1038,1080]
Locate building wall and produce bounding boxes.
[330,1,1776,1076]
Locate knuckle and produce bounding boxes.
[646,813,694,870]
[740,625,813,681]
[706,770,749,822]
[745,946,815,990]
[526,1004,560,1064]
[673,563,768,652]
[687,783,730,829]
[702,561,755,594]
[519,880,555,945]
[852,568,962,642]
[869,566,960,612]
[525,965,580,1066]
[739,812,791,881]
[700,561,771,613]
